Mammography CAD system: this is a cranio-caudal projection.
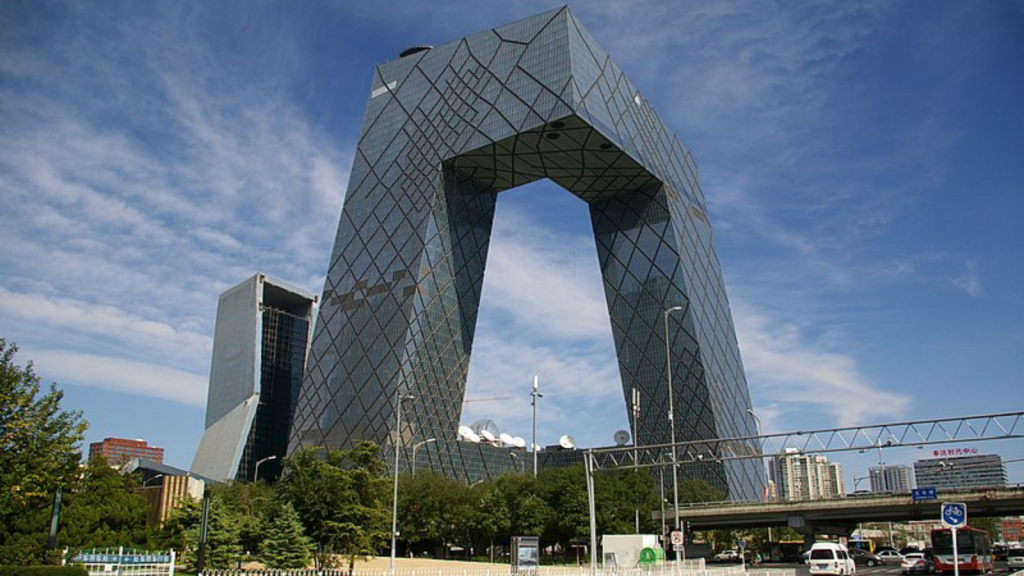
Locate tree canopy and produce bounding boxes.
[0,339,88,565]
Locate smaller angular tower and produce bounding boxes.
[192,274,317,483]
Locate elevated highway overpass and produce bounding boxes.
[658,486,1024,543]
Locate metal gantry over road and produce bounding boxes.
[581,410,1024,574]
[587,410,1024,471]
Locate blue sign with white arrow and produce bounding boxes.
[941,502,967,528]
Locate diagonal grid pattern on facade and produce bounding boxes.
[289,7,762,499]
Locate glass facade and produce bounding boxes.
[192,274,316,483]
[290,7,762,500]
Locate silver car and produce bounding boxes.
[877,550,904,563]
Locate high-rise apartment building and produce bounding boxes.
[288,7,762,499]
[869,464,913,493]
[914,452,1007,490]
[191,274,317,483]
[773,449,845,500]
[89,437,163,465]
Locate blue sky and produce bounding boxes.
[1,1,1021,486]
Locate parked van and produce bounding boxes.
[808,542,856,576]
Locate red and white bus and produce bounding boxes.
[930,526,993,574]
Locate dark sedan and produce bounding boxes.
[848,548,884,567]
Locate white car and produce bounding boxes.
[900,553,934,574]
[714,550,739,562]
[808,543,856,576]
[1007,549,1024,571]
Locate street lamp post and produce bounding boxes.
[411,438,436,477]
[253,456,277,482]
[390,392,415,576]
[531,375,542,477]
[747,408,773,541]
[663,305,684,567]
[659,454,668,540]
[144,474,164,487]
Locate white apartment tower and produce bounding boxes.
[774,448,845,500]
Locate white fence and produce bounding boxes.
[200,565,796,576]
[70,548,175,576]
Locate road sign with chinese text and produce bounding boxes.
[913,487,938,501]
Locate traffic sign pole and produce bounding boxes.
[941,502,967,576]
[952,527,959,576]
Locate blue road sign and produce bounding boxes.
[941,502,967,528]
[912,487,938,501]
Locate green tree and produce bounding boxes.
[967,516,999,540]
[538,467,590,560]
[57,457,151,553]
[398,471,475,558]
[0,339,88,565]
[261,501,313,569]
[276,442,389,572]
[158,492,242,571]
[475,481,512,561]
[216,481,274,557]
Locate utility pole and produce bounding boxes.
[531,375,541,477]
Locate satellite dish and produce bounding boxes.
[458,425,474,439]
[480,429,497,443]
[614,429,631,446]
[470,419,500,439]
[499,432,515,446]
[558,434,576,450]
[512,437,526,448]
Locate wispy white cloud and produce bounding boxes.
[732,300,911,427]
[0,3,350,409]
[951,261,983,297]
[24,347,208,407]
[0,287,212,366]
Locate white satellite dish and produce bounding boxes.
[512,437,527,448]
[480,429,497,443]
[458,425,474,439]
[558,434,576,450]
[499,432,515,446]
[614,429,631,446]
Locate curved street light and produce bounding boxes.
[411,438,436,477]
[390,392,415,576]
[253,455,278,482]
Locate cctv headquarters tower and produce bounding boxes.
[290,8,763,499]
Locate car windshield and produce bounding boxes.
[1008,550,1024,557]
[904,554,923,561]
